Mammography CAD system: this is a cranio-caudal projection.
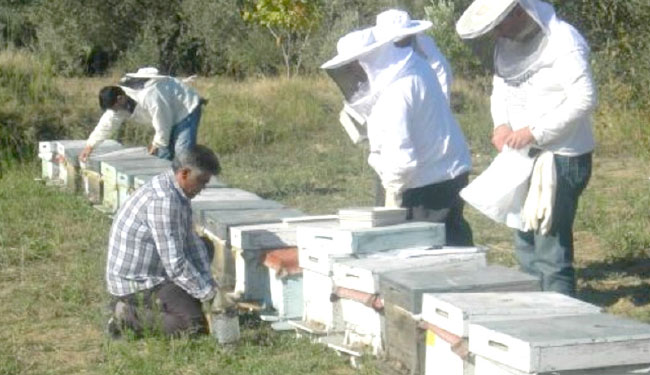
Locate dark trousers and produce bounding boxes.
[515,153,592,296]
[113,282,208,337]
[401,172,474,246]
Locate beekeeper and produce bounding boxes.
[105,145,224,338]
[457,0,596,295]
[322,9,474,246]
[79,67,205,162]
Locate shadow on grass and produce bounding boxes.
[259,186,343,201]
[576,258,650,307]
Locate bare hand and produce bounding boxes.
[147,144,158,155]
[505,127,534,149]
[492,124,513,152]
[79,145,93,162]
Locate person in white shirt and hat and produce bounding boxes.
[322,9,474,246]
[457,0,597,295]
[79,67,206,162]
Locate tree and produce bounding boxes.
[242,0,323,77]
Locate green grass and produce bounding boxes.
[1,71,649,374]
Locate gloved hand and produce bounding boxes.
[384,187,403,208]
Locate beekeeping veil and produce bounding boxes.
[321,9,432,119]
[457,0,588,85]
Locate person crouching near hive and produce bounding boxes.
[322,9,474,246]
[456,0,597,295]
[105,144,222,338]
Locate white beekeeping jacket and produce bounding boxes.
[415,33,453,103]
[360,44,471,193]
[86,77,201,148]
[491,0,596,156]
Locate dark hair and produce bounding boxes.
[172,144,221,176]
[394,35,414,48]
[98,86,126,111]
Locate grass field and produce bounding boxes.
[0,74,649,374]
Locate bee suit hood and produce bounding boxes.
[458,0,589,85]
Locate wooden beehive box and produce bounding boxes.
[380,264,541,375]
[193,199,281,233]
[421,293,602,375]
[201,229,233,289]
[203,208,304,241]
[468,313,650,374]
[474,355,650,375]
[228,217,337,303]
[203,207,304,290]
[101,156,171,213]
[301,268,345,333]
[263,248,303,320]
[296,222,446,256]
[55,140,108,192]
[332,247,487,357]
[333,246,487,294]
[81,147,146,203]
[339,297,384,356]
[58,140,123,193]
[338,207,408,229]
[424,327,474,375]
[116,164,171,207]
[38,141,60,182]
[422,292,602,338]
[191,187,262,205]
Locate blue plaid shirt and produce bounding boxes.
[106,170,216,300]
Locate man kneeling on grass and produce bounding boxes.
[105,144,221,338]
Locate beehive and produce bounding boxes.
[469,314,650,374]
[380,264,540,375]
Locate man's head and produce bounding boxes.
[99,86,129,112]
[494,4,540,41]
[172,145,221,199]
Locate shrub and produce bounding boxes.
[423,0,488,78]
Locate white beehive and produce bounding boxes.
[38,141,60,182]
[81,147,147,204]
[424,328,474,375]
[296,222,446,256]
[333,246,487,294]
[474,354,650,375]
[301,268,344,332]
[264,248,303,320]
[422,292,602,338]
[469,313,650,374]
[337,206,407,229]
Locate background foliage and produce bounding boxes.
[0,0,649,163]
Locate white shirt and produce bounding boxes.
[366,54,472,193]
[87,77,201,148]
[491,21,596,156]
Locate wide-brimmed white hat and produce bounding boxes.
[456,0,518,39]
[124,67,167,79]
[321,9,432,70]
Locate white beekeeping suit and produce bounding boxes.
[322,9,471,206]
[86,68,201,149]
[329,19,454,146]
[414,33,453,103]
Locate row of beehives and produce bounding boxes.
[37,140,650,375]
[269,223,650,375]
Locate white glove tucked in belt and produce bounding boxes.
[522,151,556,235]
[384,187,403,208]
